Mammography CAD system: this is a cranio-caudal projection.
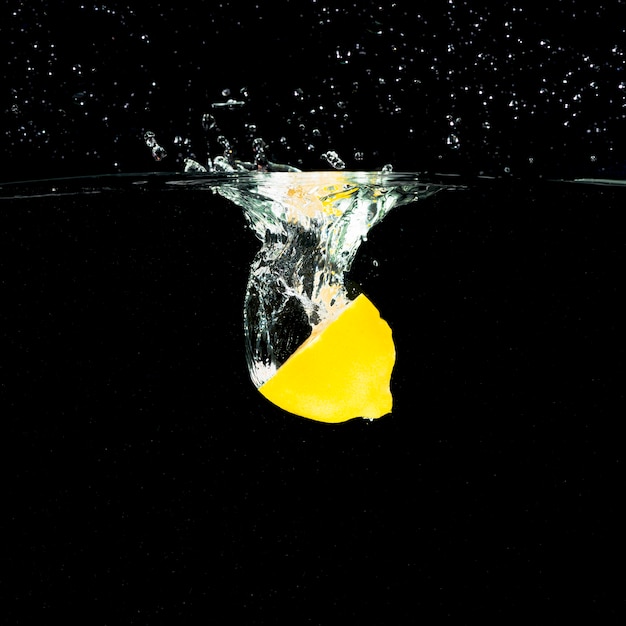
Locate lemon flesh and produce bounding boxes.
[259,294,395,423]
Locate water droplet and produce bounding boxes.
[144,130,167,161]
[446,133,460,149]
[184,158,208,173]
[213,155,235,172]
[211,99,245,110]
[201,113,216,131]
[72,91,87,106]
[252,137,268,167]
[321,151,346,170]
[152,146,167,161]
[217,135,231,150]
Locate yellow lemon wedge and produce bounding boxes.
[259,294,395,423]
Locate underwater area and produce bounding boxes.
[2,1,625,623]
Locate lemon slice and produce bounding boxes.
[259,294,395,423]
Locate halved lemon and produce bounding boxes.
[259,294,395,423]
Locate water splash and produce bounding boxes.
[183,157,208,173]
[214,171,445,389]
[143,114,447,419]
[211,98,246,109]
[0,165,446,421]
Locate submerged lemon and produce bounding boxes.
[259,294,395,423]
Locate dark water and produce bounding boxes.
[2,0,626,622]
[1,175,624,622]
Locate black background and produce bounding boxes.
[2,1,626,624]
[3,1,626,179]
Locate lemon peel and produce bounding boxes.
[259,294,395,423]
